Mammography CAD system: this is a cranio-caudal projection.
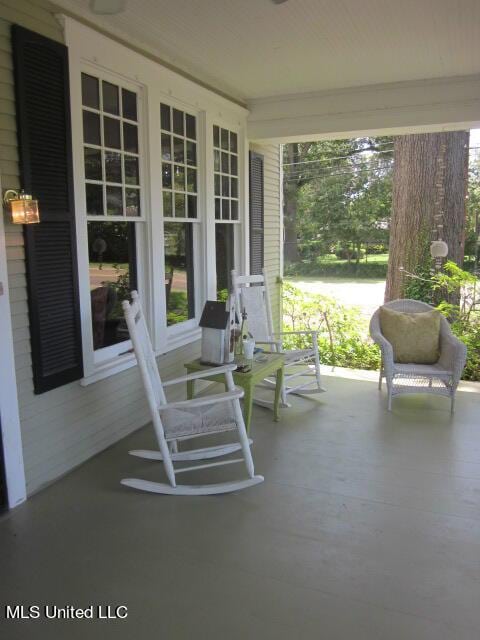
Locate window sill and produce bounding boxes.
[164,326,201,353]
[80,351,137,386]
[80,327,201,386]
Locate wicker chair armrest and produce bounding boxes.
[370,328,395,375]
[163,364,237,387]
[439,332,467,384]
[160,388,244,412]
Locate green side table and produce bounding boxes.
[184,354,285,432]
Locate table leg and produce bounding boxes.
[243,383,253,433]
[187,377,195,400]
[274,366,284,422]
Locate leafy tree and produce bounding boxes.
[285,137,393,266]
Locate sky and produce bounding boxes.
[470,129,480,148]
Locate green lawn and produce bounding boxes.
[285,253,389,278]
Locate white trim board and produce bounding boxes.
[247,74,480,143]
[0,173,27,509]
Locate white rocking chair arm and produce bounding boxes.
[255,340,282,348]
[159,388,244,412]
[274,330,318,337]
[163,363,238,387]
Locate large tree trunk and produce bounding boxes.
[385,131,469,301]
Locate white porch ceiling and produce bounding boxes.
[55,0,480,103]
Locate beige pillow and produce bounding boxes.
[379,306,441,364]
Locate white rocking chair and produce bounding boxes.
[121,291,264,495]
[231,269,325,407]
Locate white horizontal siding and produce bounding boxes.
[249,142,282,331]
[0,3,202,496]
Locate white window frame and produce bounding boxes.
[70,61,149,381]
[64,17,249,383]
[159,97,205,344]
[211,120,245,296]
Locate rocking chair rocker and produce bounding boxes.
[231,269,325,407]
[121,291,264,495]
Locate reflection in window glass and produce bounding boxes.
[81,72,140,219]
[216,224,234,299]
[164,222,195,326]
[160,103,197,219]
[213,125,239,222]
[88,221,137,350]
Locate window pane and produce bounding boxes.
[122,88,137,121]
[221,128,229,150]
[230,132,238,153]
[230,176,238,199]
[84,147,102,180]
[222,175,229,197]
[231,199,238,220]
[162,163,172,189]
[213,125,220,148]
[124,155,139,185]
[123,123,138,153]
[222,199,230,220]
[215,198,221,220]
[104,116,121,149]
[106,185,123,215]
[83,110,101,145]
[216,223,234,298]
[163,191,172,217]
[164,222,195,325]
[82,73,99,109]
[102,81,119,115]
[88,221,137,350]
[161,133,172,161]
[214,173,220,196]
[86,183,103,215]
[172,108,184,135]
[186,141,196,166]
[185,113,196,140]
[173,136,184,163]
[214,149,221,172]
[186,168,197,193]
[160,104,171,131]
[221,152,229,173]
[230,154,238,176]
[187,195,197,218]
[105,151,122,183]
[174,165,185,190]
[126,188,141,217]
[174,193,185,217]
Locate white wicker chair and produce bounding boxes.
[231,269,325,407]
[370,299,467,413]
[121,291,264,495]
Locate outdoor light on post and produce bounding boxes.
[3,189,40,224]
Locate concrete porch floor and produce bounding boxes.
[1,373,480,639]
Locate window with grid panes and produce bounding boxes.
[213,125,239,298]
[81,72,142,350]
[160,103,198,325]
[213,125,238,221]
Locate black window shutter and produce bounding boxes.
[12,25,83,393]
[249,151,264,275]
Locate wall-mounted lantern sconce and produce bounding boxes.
[3,189,40,224]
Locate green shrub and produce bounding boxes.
[282,282,381,370]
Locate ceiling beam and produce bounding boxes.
[247,74,480,142]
